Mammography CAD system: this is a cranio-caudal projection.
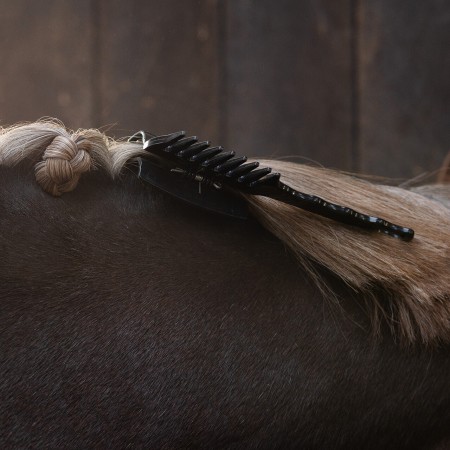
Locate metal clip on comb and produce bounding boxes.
[129,131,414,241]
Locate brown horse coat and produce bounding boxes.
[0,122,449,448]
[1,165,449,449]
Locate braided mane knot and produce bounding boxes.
[35,135,92,196]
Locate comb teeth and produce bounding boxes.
[190,146,223,162]
[238,167,272,184]
[166,136,198,153]
[227,162,260,178]
[137,130,278,191]
[248,172,281,188]
[201,150,235,168]
[177,141,210,158]
[214,156,248,174]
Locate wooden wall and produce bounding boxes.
[0,0,448,178]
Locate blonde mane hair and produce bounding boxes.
[1,120,449,344]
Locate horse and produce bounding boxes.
[0,120,449,449]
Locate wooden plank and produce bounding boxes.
[225,0,353,170]
[359,1,450,178]
[99,0,220,141]
[0,0,93,129]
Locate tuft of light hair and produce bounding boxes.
[245,162,450,344]
[0,119,147,193]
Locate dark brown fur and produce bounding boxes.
[1,122,449,344]
[1,166,449,449]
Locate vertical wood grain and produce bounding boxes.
[98,0,220,140]
[0,0,94,129]
[224,0,353,169]
[358,0,450,178]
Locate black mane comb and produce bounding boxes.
[129,131,414,241]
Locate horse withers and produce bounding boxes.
[0,121,449,449]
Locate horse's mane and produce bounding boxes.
[1,120,449,345]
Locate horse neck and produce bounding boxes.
[2,166,450,448]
